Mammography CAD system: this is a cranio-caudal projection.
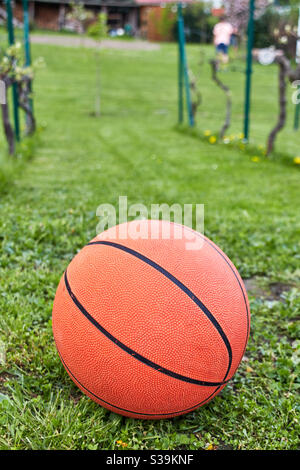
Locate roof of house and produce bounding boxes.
[16,0,196,5]
[17,0,137,5]
[135,0,194,4]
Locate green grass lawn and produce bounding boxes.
[0,41,299,450]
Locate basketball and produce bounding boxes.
[52,220,250,419]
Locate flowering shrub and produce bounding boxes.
[65,1,93,34]
[0,42,43,155]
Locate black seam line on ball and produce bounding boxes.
[89,232,250,378]
[200,236,250,354]
[169,223,250,358]
[64,270,231,387]
[56,344,221,417]
[85,240,233,382]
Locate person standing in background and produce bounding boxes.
[213,16,234,65]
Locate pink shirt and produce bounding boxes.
[213,22,234,46]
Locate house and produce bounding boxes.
[11,0,139,33]
[9,0,196,40]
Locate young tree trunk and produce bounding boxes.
[210,59,232,139]
[94,48,101,117]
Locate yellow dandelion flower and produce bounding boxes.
[204,130,211,137]
[251,156,260,163]
[293,157,300,165]
[239,133,245,140]
[116,439,128,448]
[206,443,215,450]
[258,146,266,155]
[209,136,217,144]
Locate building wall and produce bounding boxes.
[34,3,60,30]
[13,1,25,24]
[139,6,150,39]
[140,5,175,42]
[14,1,60,30]
[11,1,172,41]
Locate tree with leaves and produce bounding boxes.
[66,1,93,35]
[0,42,37,155]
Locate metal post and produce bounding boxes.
[177,3,194,127]
[294,86,300,131]
[177,4,184,124]
[296,6,300,64]
[23,0,32,67]
[6,0,20,142]
[294,7,300,130]
[23,0,34,123]
[243,0,256,142]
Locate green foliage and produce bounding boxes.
[0,159,13,190]
[0,42,33,80]
[0,42,299,450]
[254,4,299,57]
[182,3,218,44]
[66,1,93,23]
[254,8,281,48]
[87,13,108,41]
[0,128,43,193]
[276,0,300,6]
[0,40,44,155]
[65,1,93,34]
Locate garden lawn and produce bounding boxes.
[0,42,299,450]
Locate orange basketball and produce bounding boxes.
[52,220,250,419]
